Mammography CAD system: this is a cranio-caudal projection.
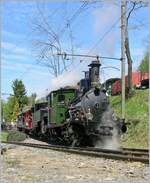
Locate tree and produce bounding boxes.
[2,80,28,123]
[11,99,19,122]
[125,1,148,94]
[3,97,16,122]
[1,99,6,123]
[12,79,28,108]
[138,52,149,72]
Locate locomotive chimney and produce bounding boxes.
[88,59,101,88]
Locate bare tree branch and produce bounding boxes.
[32,1,89,77]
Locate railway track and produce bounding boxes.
[1,141,149,164]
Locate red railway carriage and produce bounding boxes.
[23,110,32,130]
[128,72,149,88]
[111,72,149,95]
[111,79,120,95]
[17,107,33,131]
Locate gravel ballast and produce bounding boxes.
[1,138,149,182]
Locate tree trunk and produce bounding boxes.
[125,35,133,94]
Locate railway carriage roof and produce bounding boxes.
[47,87,76,97]
[35,97,47,104]
[105,78,120,83]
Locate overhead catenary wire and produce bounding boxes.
[60,6,132,71]
[101,66,120,71]
[63,5,129,78]
[86,6,132,56]
[56,5,131,78]
[20,1,122,79]
[18,1,124,79]
[44,1,89,49]
[17,3,137,79]
[57,53,121,61]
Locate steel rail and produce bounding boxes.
[1,141,149,164]
[74,147,149,156]
[122,147,149,153]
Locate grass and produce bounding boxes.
[109,89,149,148]
[1,130,27,142]
[1,131,9,142]
[7,130,27,142]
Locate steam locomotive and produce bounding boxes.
[17,59,127,147]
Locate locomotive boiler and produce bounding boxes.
[66,60,126,147]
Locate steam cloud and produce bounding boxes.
[36,66,82,100]
[51,70,81,90]
[95,107,120,150]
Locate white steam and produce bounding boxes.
[51,70,81,90]
[36,67,82,100]
[95,107,120,150]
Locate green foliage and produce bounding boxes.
[109,89,148,148]
[1,99,5,121]
[12,79,28,108]
[1,131,9,142]
[3,97,16,122]
[12,79,26,96]
[7,130,27,142]
[138,52,149,72]
[2,79,28,122]
[12,99,20,121]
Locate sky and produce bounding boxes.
[1,0,149,100]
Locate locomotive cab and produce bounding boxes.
[47,88,77,126]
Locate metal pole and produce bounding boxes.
[121,0,126,119]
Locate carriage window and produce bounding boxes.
[58,94,65,102]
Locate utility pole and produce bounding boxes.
[121,0,126,119]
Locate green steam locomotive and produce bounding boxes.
[17,59,126,147]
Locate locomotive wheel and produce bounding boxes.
[66,125,79,147]
[71,135,80,147]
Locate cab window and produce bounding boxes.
[58,94,65,102]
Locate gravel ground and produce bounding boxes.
[1,138,149,182]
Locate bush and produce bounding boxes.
[7,130,27,142]
[1,131,9,142]
[138,52,149,72]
